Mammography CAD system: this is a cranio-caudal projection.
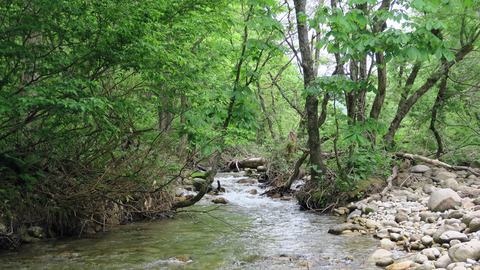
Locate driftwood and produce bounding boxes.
[395,152,480,177]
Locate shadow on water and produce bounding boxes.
[0,173,381,269]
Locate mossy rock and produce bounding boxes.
[191,170,212,180]
[193,180,213,192]
[346,177,383,199]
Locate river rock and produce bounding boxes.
[390,232,404,242]
[448,239,480,262]
[416,261,435,270]
[437,171,458,181]
[415,253,429,264]
[237,178,255,184]
[435,254,452,268]
[427,188,462,212]
[381,238,397,250]
[385,260,413,270]
[441,178,459,191]
[328,223,363,235]
[377,228,390,239]
[249,189,258,195]
[370,248,394,262]
[421,235,434,246]
[347,209,362,220]
[422,247,441,260]
[212,197,229,204]
[395,212,409,223]
[420,211,437,222]
[27,226,45,238]
[411,165,431,173]
[469,218,480,231]
[377,257,395,267]
[462,210,480,226]
[439,231,469,243]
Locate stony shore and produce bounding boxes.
[330,162,480,270]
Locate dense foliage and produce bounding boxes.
[0,0,479,248]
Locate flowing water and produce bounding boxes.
[0,173,381,269]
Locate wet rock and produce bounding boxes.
[237,178,255,184]
[212,197,229,204]
[27,226,45,238]
[249,189,258,195]
[448,239,480,262]
[328,223,363,235]
[346,209,362,220]
[257,166,267,172]
[193,179,213,192]
[411,165,431,173]
[427,188,462,212]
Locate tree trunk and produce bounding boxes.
[430,73,448,159]
[294,0,327,180]
[383,43,475,146]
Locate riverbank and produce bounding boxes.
[330,161,480,270]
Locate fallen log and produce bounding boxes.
[395,152,480,177]
[228,157,266,170]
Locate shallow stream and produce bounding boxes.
[0,173,381,269]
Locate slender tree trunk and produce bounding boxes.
[430,73,448,158]
[257,81,276,140]
[383,43,475,146]
[294,0,327,180]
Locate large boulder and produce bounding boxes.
[448,240,480,262]
[427,188,461,212]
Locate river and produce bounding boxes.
[0,173,381,269]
